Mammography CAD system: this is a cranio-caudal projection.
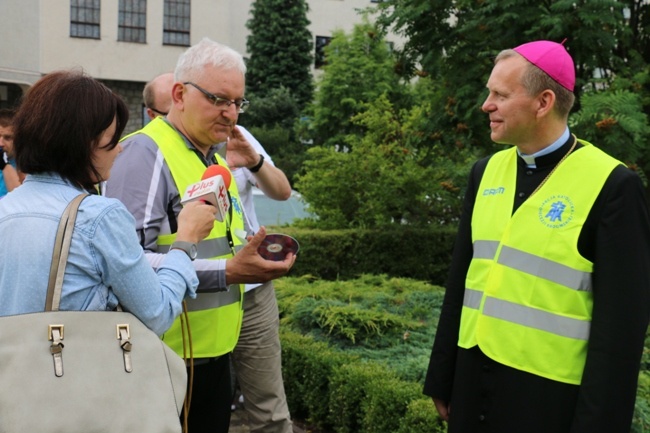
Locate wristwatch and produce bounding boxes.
[249,154,265,173]
[171,241,198,261]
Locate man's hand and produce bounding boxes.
[225,126,259,169]
[176,200,219,244]
[226,226,297,284]
[433,398,450,421]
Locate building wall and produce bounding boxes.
[38,0,190,82]
[102,79,149,135]
[0,0,402,129]
[0,0,41,94]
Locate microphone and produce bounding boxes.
[181,165,233,222]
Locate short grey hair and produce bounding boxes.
[174,37,246,83]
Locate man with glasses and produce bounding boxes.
[141,70,295,433]
[105,38,296,433]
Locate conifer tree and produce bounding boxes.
[245,0,314,111]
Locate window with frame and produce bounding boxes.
[163,0,190,46]
[118,0,147,43]
[70,0,100,39]
[315,36,332,69]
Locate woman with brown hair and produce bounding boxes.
[0,70,217,335]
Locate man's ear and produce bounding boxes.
[170,82,185,108]
[536,89,556,118]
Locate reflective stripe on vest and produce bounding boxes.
[482,297,590,340]
[460,141,621,384]
[131,117,245,358]
[183,288,241,312]
[464,242,592,313]
[157,237,243,259]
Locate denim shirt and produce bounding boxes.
[0,173,198,336]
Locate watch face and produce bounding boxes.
[172,241,198,260]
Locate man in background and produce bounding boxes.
[144,69,295,433]
[143,72,174,120]
[228,126,294,433]
[0,109,21,197]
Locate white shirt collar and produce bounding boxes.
[518,127,570,168]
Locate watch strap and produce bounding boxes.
[249,154,265,173]
[171,241,197,261]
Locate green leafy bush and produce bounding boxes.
[280,330,354,429]
[278,270,650,433]
[291,298,419,346]
[360,377,422,433]
[280,327,445,433]
[277,227,456,285]
[396,398,447,433]
[277,275,442,379]
[633,371,650,433]
[328,363,394,433]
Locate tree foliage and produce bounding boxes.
[296,93,471,229]
[571,89,650,167]
[245,0,314,110]
[297,1,650,227]
[244,0,314,185]
[238,86,300,131]
[302,19,410,147]
[375,0,636,155]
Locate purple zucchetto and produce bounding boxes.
[513,39,575,92]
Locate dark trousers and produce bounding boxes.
[181,353,233,433]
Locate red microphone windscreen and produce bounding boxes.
[202,165,232,189]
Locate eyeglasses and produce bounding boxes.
[149,107,168,116]
[183,82,250,113]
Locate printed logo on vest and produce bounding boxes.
[538,195,575,228]
[482,187,505,196]
[231,196,243,216]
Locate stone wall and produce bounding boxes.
[102,79,147,136]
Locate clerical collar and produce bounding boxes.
[518,127,570,168]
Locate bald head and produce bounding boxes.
[143,72,174,120]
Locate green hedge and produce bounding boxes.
[281,329,445,433]
[329,363,393,433]
[397,398,447,433]
[280,331,353,429]
[274,226,457,285]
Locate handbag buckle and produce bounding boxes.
[48,324,64,341]
[116,324,133,373]
[115,323,131,340]
[116,324,130,340]
[48,325,65,377]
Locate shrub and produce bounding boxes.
[360,377,422,433]
[281,330,354,429]
[396,398,446,433]
[328,363,394,433]
[278,226,456,285]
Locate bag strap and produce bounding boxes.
[45,193,89,312]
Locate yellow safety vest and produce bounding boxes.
[459,140,621,384]
[129,117,245,359]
